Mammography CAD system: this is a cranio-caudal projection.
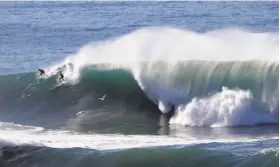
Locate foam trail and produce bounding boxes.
[0,126,278,150]
[169,87,277,127]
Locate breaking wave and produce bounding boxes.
[0,27,278,127]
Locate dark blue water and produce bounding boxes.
[0,2,278,167]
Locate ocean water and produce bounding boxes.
[0,1,278,167]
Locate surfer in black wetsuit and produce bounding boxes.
[59,71,65,83]
[38,69,45,76]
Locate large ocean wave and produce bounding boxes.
[0,27,278,127]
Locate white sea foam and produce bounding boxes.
[169,87,277,127]
[0,124,277,150]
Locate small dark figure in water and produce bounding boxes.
[59,71,65,83]
[38,69,45,76]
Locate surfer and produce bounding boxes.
[38,69,45,76]
[59,71,65,83]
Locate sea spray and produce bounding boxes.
[45,27,278,83]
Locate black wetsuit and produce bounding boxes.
[59,71,64,83]
[38,69,45,76]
